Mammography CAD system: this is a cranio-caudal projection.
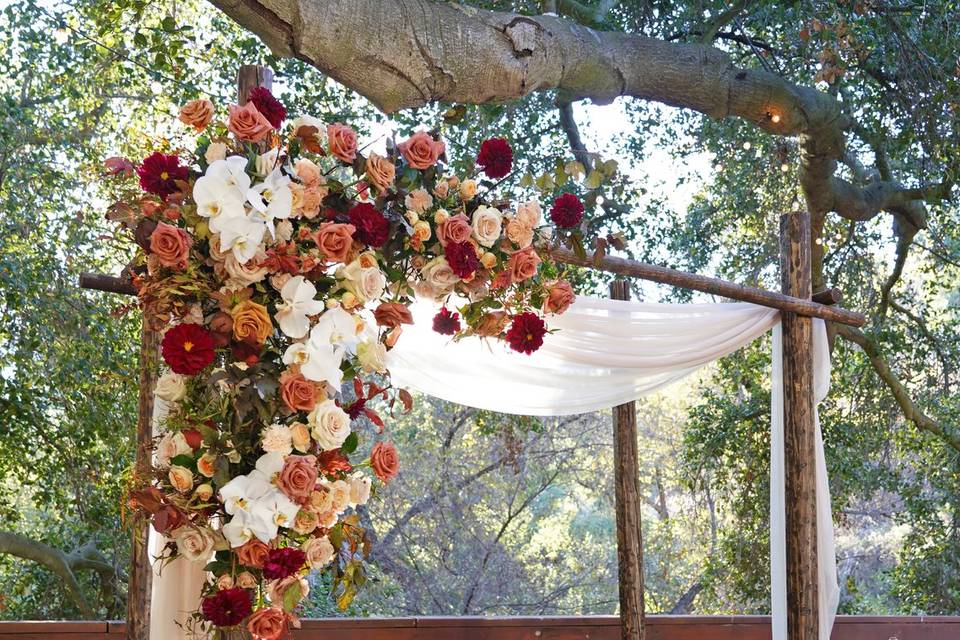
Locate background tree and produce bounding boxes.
[1,0,958,619]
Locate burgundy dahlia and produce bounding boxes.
[137,152,188,197]
[248,86,287,129]
[201,587,252,627]
[161,323,216,376]
[262,547,307,581]
[444,241,479,279]
[348,203,390,248]
[476,137,513,179]
[432,307,461,335]
[505,312,547,355]
[549,193,585,229]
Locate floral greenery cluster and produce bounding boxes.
[103,86,581,638]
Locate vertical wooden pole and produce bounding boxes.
[610,280,645,640]
[127,318,159,640]
[237,65,273,105]
[779,211,819,640]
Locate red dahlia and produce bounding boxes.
[550,193,585,229]
[348,203,390,248]
[161,323,216,376]
[505,312,547,355]
[262,547,307,581]
[444,241,479,279]
[432,307,462,335]
[137,152,188,197]
[476,137,513,179]
[248,86,287,129]
[201,587,252,627]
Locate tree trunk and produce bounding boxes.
[779,211,819,640]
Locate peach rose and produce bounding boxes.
[302,536,335,568]
[290,422,311,452]
[237,571,257,589]
[314,222,355,263]
[544,279,576,314]
[294,158,322,187]
[370,441,399,483]
[231,300,272,345]
[292,509,319,534]
[373,302,413,328]
[168,465,194,493]
[505,217,534,248]
[405,188,433,213]
[299,185,324,219]
[178,99,214,131]
[247,606,287,640]
[267,575,309,606]
[507,246,541,283]
[278,455,318,503]
[398,131,445,170]
[327,123,357,163]
[516,200,541,227]
[216,573,234,590]
[237,539,270,568]
[280,370,323,413]
[194,483,214,501]
[365,152,395,194]
[150,222,193,270]
[228,102,273,142]
[475,311,509,337]
[433,180,450,199]
[459,179,477,201]
[197,453,217,478]
[436,214,472,246]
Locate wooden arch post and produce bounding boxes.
[610,280,646,640]
[780,211,819,640]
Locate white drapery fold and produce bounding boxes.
[387,296,838,639]
[150,296,838,640]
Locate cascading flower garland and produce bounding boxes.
[104,89,579,639]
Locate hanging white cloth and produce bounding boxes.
[150,296,839,639]
[387,296,839,639]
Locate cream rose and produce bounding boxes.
[168,465,194,493]
[308,399,351,450]
[155,371,187,402]
[516,200,541,227]
[157,432,191,468]
[194,483,214,501]
[174,526,217,562]
[339,259,386,303]
[356,340,387,374]
[302,536,336,569]
[290,422,311,453]
[204,142,228,164]
[328,479,351,513]
[349,474,372,507]
[421,257,460,292]
[505,217,534,248]
[471,205,503,248]
[459,179,478,201]
[224,252,269,287]
[404,188,433,214]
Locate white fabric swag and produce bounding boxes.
[150,296,839,640]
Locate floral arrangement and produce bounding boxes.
[105,86,578,639]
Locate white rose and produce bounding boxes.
[204,142,227,164]
[261,423,294,455]
[356,340,387,374]
[308,399,351,450]
[471,205,503,248]
[349,474,372,507]
[174,526,218,562]
[155,371,187,403]
[224,252,269,287]
[302,536,335,568]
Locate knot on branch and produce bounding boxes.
[505,17,543,57]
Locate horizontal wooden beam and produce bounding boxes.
[550,248,866,327]
[79,273,136,296]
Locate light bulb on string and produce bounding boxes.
[742,141,752,151]
[150,80,164,95]
[595,195,605,205]
[780,163,790,173]
[54,26,69,45]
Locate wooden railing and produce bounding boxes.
[2,616,959,640]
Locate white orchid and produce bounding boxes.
[218,214,266,264]
[310,307,358,348]
[219,470,271,516]
[193,159,249,234]
[276,276,326,339]
[282,340,345,389]
[206,156,251,197]
[247,168,293,237]
[219,453,300,546]
[222,509,276,547]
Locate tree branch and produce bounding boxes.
[834,324,960,453]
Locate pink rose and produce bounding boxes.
[507,246,541,283]
[178,99,214,131]
[247,607,288,640]
[314,222,355,263]
[278,455,318,503]
[149,222,193,270]
[544,279,576,314]
[294,158,322,187]
[228,102,273,142]
[327,123,357,163]
[398,131,445,170]
[436,214,472,246]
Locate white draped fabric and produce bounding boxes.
[150,296,839,639]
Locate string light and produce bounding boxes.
[54,25,69,45]
[742,141,752,151]
[780,163,790,173]
[595,195,605,205]
[771,113,781,123]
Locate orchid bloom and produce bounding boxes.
[222,508,277,548]
[310,307,358,348]
[247,168,293,237]
[218,214,266,264]
[207,156,251,197]
[282,340,345,389]
[276,276,326,339]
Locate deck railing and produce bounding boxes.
[2,615,959,639]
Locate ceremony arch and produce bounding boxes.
[72,63,876,640]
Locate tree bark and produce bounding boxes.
[610,280,645,640]
[779,211,819,640]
